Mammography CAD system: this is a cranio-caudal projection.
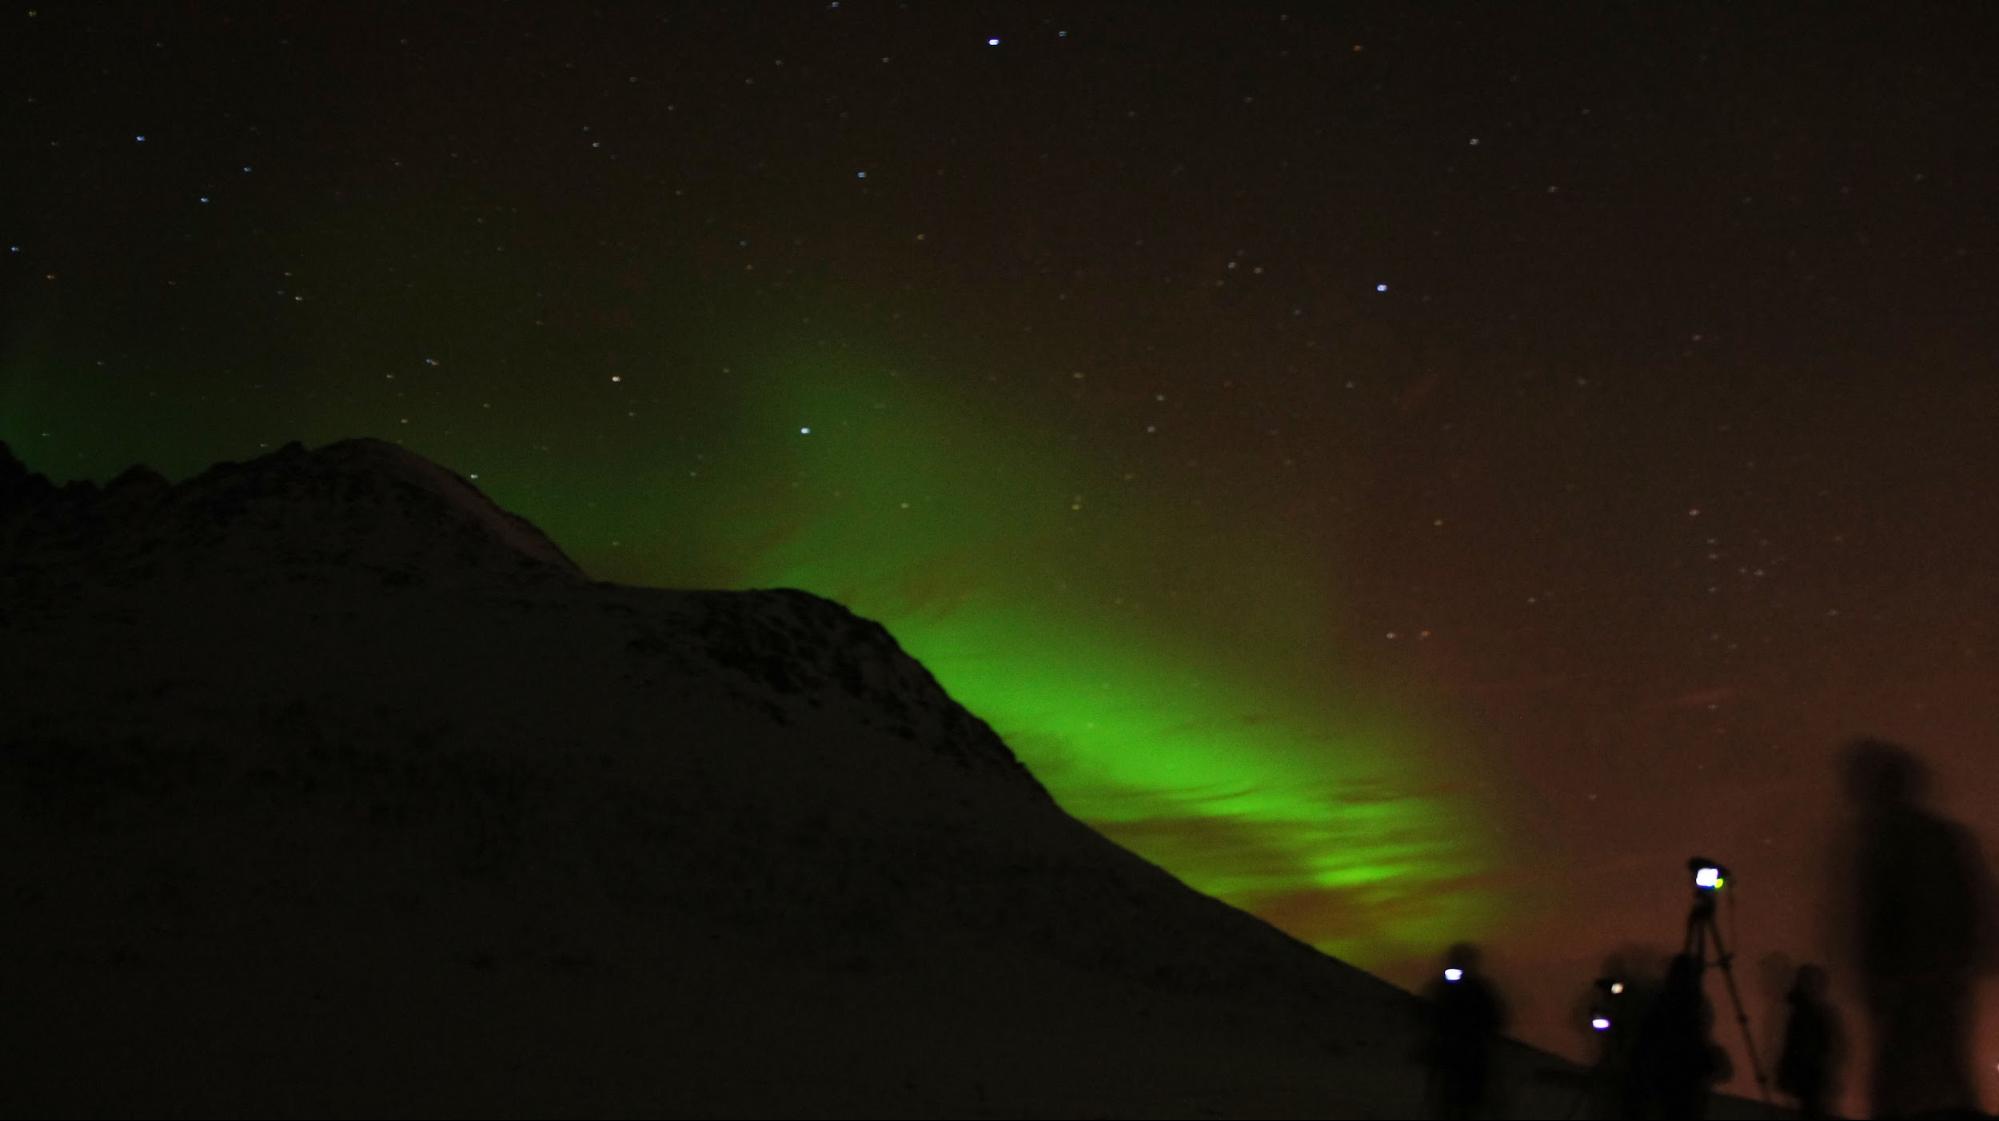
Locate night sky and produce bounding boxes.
[8,1,1997,1096]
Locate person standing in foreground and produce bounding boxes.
[1631,952,1730,1119]
[1419,942,1507,1120]
[1775,962,1841,1120]
[1840,738,1994,1119]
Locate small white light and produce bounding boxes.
[1443,968,1463,983]
[799,426,812,435]
[1375,283,1389,292]
[1610,982,1625,995]
[1695,866,1723,889]
[987,37,1000,46]
[1592,1016,1612,1031]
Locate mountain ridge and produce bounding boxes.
[0,437,1618,1117]
[0,437,582,591]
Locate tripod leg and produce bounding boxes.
[1701,913,1775,1113]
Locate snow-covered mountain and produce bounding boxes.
[1,438,1607,1118]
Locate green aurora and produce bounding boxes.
[1,313,1504,969]
[762,364,1495,964]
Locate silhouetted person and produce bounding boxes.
[1419,942,1507,1119]
[1575,951,1663,1121]
[1841,739,1994,1119]
[1775,963,1840,1119]
[1630,953,1729,1119]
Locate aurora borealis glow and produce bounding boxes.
[10,303,1499,965]
[721,363,1493,963]
[8,3,1998,1106]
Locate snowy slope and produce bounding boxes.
[0,438,1698,1118]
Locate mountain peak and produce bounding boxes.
[1,437,583,588]
[0,435,1615,1118]
[0,440,50,495]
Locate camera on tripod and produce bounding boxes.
[1679,853,1774,1105]
[1689,856,1729,893]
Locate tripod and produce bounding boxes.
[1683,888,1775,1113]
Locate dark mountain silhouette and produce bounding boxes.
[0,438,1734,1117]
[2,437,580,592]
